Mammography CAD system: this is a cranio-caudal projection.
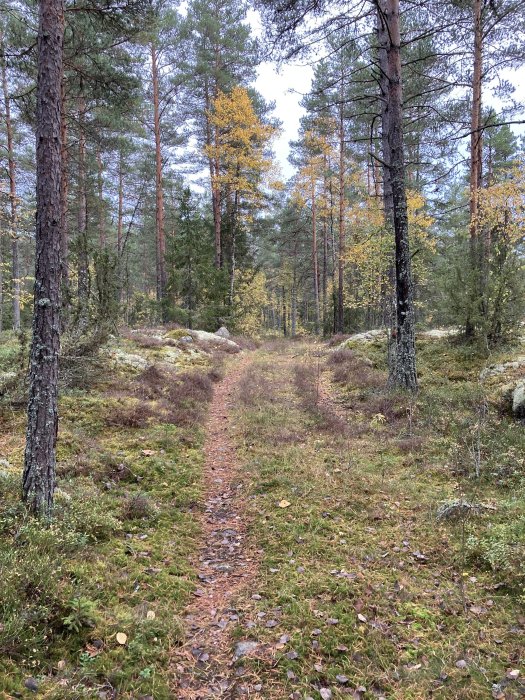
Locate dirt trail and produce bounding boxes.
[173,353,258,699]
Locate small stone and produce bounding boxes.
[24,678,39,692]
[234,641,259,659]
[456,659,468,669]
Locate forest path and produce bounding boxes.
[172,351,259,699]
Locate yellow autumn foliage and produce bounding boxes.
[205,86,278,213]
[232,270,268,336]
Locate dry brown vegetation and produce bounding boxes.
[327,348,384,388]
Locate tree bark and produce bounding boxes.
[151,42,166,309]
[311,179,320,335]
[59,74,69,326]
[23,0,64,516]
[97,146,105,248]
[377,5,396,334]
[377,0,417,392]
[116,148,124,303]
[336,67,345,334]
[1,37,21,330]
[117,149,124,258]
[76,94,89,327]
[466,0,484,337]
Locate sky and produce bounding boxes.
[248,9,313,181]
[254,61,313,180]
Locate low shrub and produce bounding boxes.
[121,493,157,521]
[105,401,157,428]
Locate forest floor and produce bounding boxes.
[0,330,524,699]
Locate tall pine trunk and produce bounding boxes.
[76,94,89,327]
[377,0,417,392]
[59,75,69,327]
[23,0,64,515]
[377,0,395,337]
[151,43,166,309]
[97,147,105,248]
[466,0,484,338]
[1,38,21,330]
[311,180,320,335]
[336,69,345,334]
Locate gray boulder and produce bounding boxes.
[480,356,525,381]
[190,329,240,351]
[512,381,525,419]
[215,325,231,339]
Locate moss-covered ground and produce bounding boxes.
[0,329,221,699]
[230,337,525,699]
[0,330,524,699]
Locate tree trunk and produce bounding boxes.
[0,217,3,332]
[76,94,89,326]
[204,79,222,269]
[116,148,124,302]
[117,149,124,257]
[311,180,320,335]
[151,42,166,310]
[377,5,396,335]
[23,0,64,516]
[282,285,287,336]
[377,0,417,392]
[1,37,21,330]
[466,0,484,337]
[97,146,105,248]
[59,74,69,326]
[336,69,345,334]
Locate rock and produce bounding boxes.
[179,335,194,343]
[480,356,525,381]
[0,370,17,386]
[215,325,231,339]
[420,328,459,339]
[234,641,259,658]
[161,348,183,365]
[24,677,39,692]
[107,349,149,371]
[190,329,240,352]
[512,381,525,419]
[340,329,386,346]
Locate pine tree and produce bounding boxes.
[23,0,64,516]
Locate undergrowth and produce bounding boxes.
[0,328,222,699]
[233,338,525,700]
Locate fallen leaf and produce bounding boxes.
[357,613,367,623]
[278,500,291,509]
[146,610,156,620]
[116,632,128,645]
[507,669,520,680]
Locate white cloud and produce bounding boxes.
[255,61,313,180]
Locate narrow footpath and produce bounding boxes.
[173,354,258,698]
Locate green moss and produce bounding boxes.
[0,333,211,699]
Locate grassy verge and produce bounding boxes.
[232,338,525,700]
[0,330,222,699]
